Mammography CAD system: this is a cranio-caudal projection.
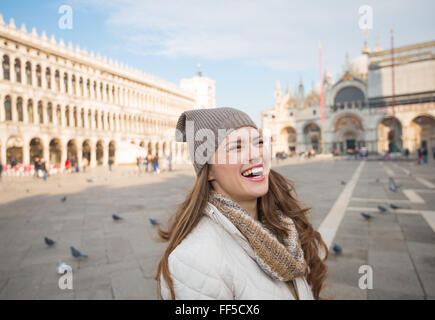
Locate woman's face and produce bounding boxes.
[208,127,270,203]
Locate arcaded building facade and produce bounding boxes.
[0,15,215,169]
[262,40,435,157]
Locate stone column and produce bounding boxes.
[23,140,30,166]
[0,93,3,122]
[90,143,96,167]
[60,105,66,128]
[103,143,108,166]
[11,95,17,122]
[0,138,6,163]
[77,144,82,169]
[43,139,49,165]
[61,140,67,168]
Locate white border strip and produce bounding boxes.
[318,161,365,250]
[415,177,435,189]
[403,189,425,204]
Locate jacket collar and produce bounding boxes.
[204,201,313,300]
[205,202,256,258]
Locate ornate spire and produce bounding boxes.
[362,40,370,54]
[274,80,282,99]
[374,33,383,52]
[286,84,291,96]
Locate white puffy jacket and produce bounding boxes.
[160,202,315,300]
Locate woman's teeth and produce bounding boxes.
[241,167,263,177]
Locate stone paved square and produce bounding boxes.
[0,157,434,299]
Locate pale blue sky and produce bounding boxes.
[1,0,434,124]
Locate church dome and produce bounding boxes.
[350,54,368,79]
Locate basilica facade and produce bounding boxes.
[0,15,215,169]
[262,40,435,157]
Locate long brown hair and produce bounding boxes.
[155,164,328,300]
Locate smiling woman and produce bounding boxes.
[155,107,328,300]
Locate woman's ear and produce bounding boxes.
[207,165,215,182]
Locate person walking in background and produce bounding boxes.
[155,154,160,174]
[33,156,40,178]
[151,155,156,172]
[136,157,142,173]
[0,160,3,180]
[432,147,435,161]
[144,155,149,172]
[108,157,113,171]
[82,157,88,172]
[417,148,422,165]
[423,147,428,164]
[40,159,47,181]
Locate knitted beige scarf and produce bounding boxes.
[209,191,307,282]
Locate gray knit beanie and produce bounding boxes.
[175,107,257,175]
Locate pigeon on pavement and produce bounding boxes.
[361,212,372,220]
[112,214,123,221]
[44,237,55,247]
[333,244,342,255]
[149,218,160,226]
[377,205,387,213]
[389,177,397,192]
[70,246,88,259]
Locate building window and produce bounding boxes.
[14,58,21,83]
[106,84,109,102]
[4,95,12,120]
[45,67,51,89]
[36,65,42,87]
[100,83,103,100]
[38,101,44,124]
[73,107,77,127]
[79,77,84,96]
[95,111,98,129]
[313,110,316,115]
[56,105,62,125]
[93,81,97,99]
[72,75,76,95]
[80,109,85,128]
[47,103,53,123]
[88,110,91,128]
[101,112,105,130]
[65,106,70,127]
[27,100,34,124]
[64,73,68,93]
[17,97,23,122]
[25,62,32,85]
[86,79,90,97]
[113,114,116,131]
[2,55,10,80]
[55,70,60,91]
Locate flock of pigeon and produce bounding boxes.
[332,176,402,256]
[45,195,160,273]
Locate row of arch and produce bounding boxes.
[1,136,188,167]
[278,113,435,154]
[1,94,176,134]
[1,53,192,113]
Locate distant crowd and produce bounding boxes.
[136,153,173,174]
